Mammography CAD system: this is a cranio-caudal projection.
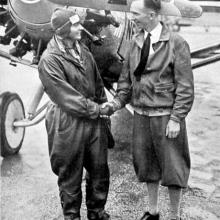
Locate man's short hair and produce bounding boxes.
[144,0,161,12]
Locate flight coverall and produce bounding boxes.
[38,37,110,219]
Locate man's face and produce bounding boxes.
[68,22,83,41]
[129,1,156,30]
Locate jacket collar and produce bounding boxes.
[47,36,64,55]
[47,36,85,69]
[55,35,81,58]
[134,22,170,49]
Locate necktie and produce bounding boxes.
[134,32,151,81]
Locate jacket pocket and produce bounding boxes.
[57,108,73,135]
[45,103,60,133]
[154,82,175,93]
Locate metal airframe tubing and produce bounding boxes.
[13,111,46,128]
[192,54,220,69]
[13,100,49,128]
[191,42,220,58]
[27,83,45,118]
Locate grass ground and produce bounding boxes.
[105,109,220,220]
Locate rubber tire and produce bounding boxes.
[0,92,25,157]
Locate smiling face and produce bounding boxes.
[129,0,158,31]
[68,22,83,41]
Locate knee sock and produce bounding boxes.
[146,182,160,215]
[168,186,182,220]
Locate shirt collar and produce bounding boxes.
[144,22,162,44]
[134,22,170,48]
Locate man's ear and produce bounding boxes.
[149,12,154,20]
[150,11,157,19]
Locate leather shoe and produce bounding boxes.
[88,210,110,220]
[64,217,80,220]
[140,211,159,220]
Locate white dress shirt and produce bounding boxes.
[144,22,162,55]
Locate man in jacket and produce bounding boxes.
[38,8,111,220]
[103,0,199,219]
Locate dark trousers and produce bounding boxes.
[132,112,190,188]
[45,104,109,219]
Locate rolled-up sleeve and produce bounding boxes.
[38,56,99,119]
[171,39,194,122]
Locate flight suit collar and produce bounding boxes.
[55,35,81,60]
[48,36,85,70]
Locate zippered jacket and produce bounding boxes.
[115,24,194,122]
[38,37,107,119]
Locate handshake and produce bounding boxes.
[99,101,121,117]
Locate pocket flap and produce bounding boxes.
[154,82,175,93]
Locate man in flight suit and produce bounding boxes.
[38,8,111,220]
[103,0,201,219]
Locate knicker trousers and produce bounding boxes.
[132,112,190,188]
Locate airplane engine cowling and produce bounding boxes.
[8,0,57,41]
[0,1,131,83]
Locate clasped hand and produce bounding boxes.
[99,102,115,117]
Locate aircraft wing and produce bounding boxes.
[192,1,220,7]
[191,1,220,12]
[47,0,133,12]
